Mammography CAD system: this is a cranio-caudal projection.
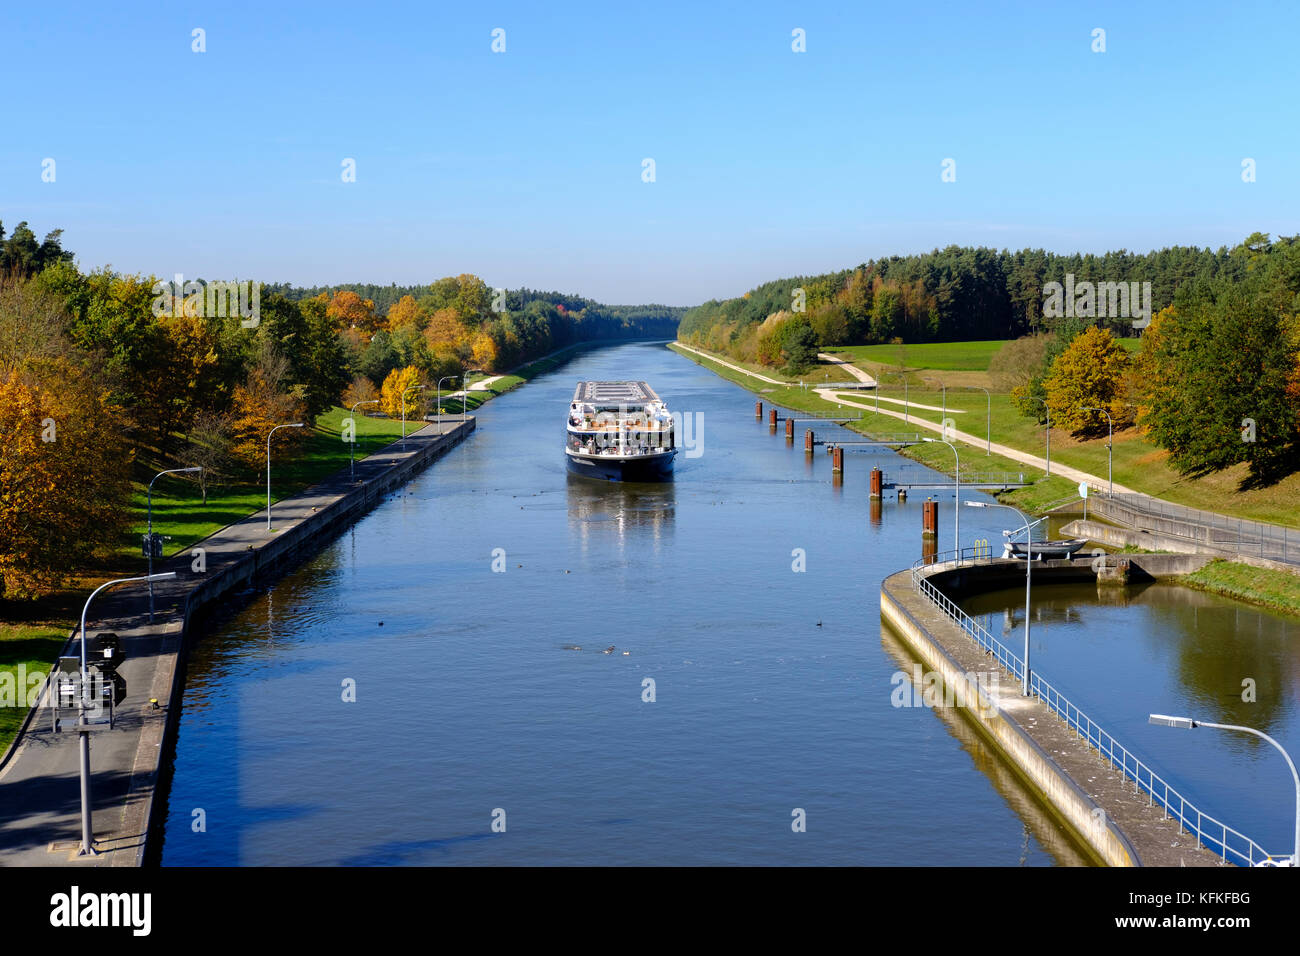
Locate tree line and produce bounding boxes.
[678,243,1253,368]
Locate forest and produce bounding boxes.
[677,243,1254,369]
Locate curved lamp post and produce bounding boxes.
[350,399,379,482]
[1149,714,1299,868]
[965,385,991,455]
[147,466,201,623]
[77,572,176,855]
[436,376,458,422]
[923,437,960,554]
[266,423,304,531]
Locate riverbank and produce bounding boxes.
[0,417,475,867]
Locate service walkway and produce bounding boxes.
[0,418,474,867]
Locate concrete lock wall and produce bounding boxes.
[880,575,1142,867]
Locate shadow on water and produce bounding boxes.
[879,624,1094,867]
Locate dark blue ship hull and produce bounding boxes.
[566,451,676,482]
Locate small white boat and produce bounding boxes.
[1002,538,1089,560]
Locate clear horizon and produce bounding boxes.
[5,0,1295,307]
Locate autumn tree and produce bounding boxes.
[387,294,424,333]
[380,365,426,419]
[341,375,378,410]
[0,370,133,599]
[327,290,381,341]
[227,350,310,471]
[1041,326,1134,433]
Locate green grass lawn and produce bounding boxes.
[827,337,1140,372]
[827,341,1006,372]
[1184,560,1300,615]
[0,614,74,752]
[123,406,410,565]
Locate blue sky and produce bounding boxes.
[4,0,1296,305]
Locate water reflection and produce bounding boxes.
[565,473,675,549]
[962,580,1300,850]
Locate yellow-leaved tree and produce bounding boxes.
[0,369,134,599]
[380,366,426,419]
[1043,325,1135,433]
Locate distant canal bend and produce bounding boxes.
[161,340,1165,865]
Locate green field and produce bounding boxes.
[827,341,1007,371]
[828,337,1140,372]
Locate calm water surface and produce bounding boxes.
[160,341,1293,865]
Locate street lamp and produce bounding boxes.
[965,386,991,455]
[266,423,304,531]
[1082,406,1114,495]
[1149,714,1299,867]
[966,500,1035,696]
[436,376,458,422]
[923,437,960,554]
[350,399,379,482]
[401,383,426,446]
[1030,397,1051,476]
[146,466,201,623]
[76,572,176,855]
[926,379,947,422]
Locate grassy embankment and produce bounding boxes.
[1183,560,1300,615]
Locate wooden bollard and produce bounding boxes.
[755,401,763,419]
[805,429,814,454]
[785,417,794,441]
[832,446,844,474]
[922,499,938,537]
[768,408,777,428]
[869,467,883,499]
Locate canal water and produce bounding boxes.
[158,340,1293,865]
[963,584,1300,858]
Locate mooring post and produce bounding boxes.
[785,417,794,442]
[870,467,883,500]
[832,446,844,474]
[769,408,777,429]
[922,499,938,538]
[805,429,814,454]
[755,401,763,420]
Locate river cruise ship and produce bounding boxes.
[566,381,676,481]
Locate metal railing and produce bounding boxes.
[884,471,1029,487]
[1091,492,1300,565]
[907,549,1277,867]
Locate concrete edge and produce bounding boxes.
[880,571,1143,867]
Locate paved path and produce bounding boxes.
[672,342,789,384]
[817,352,877,386]
[448,375,505,400]
[815,386,1139,495]
[0,419,473,866]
